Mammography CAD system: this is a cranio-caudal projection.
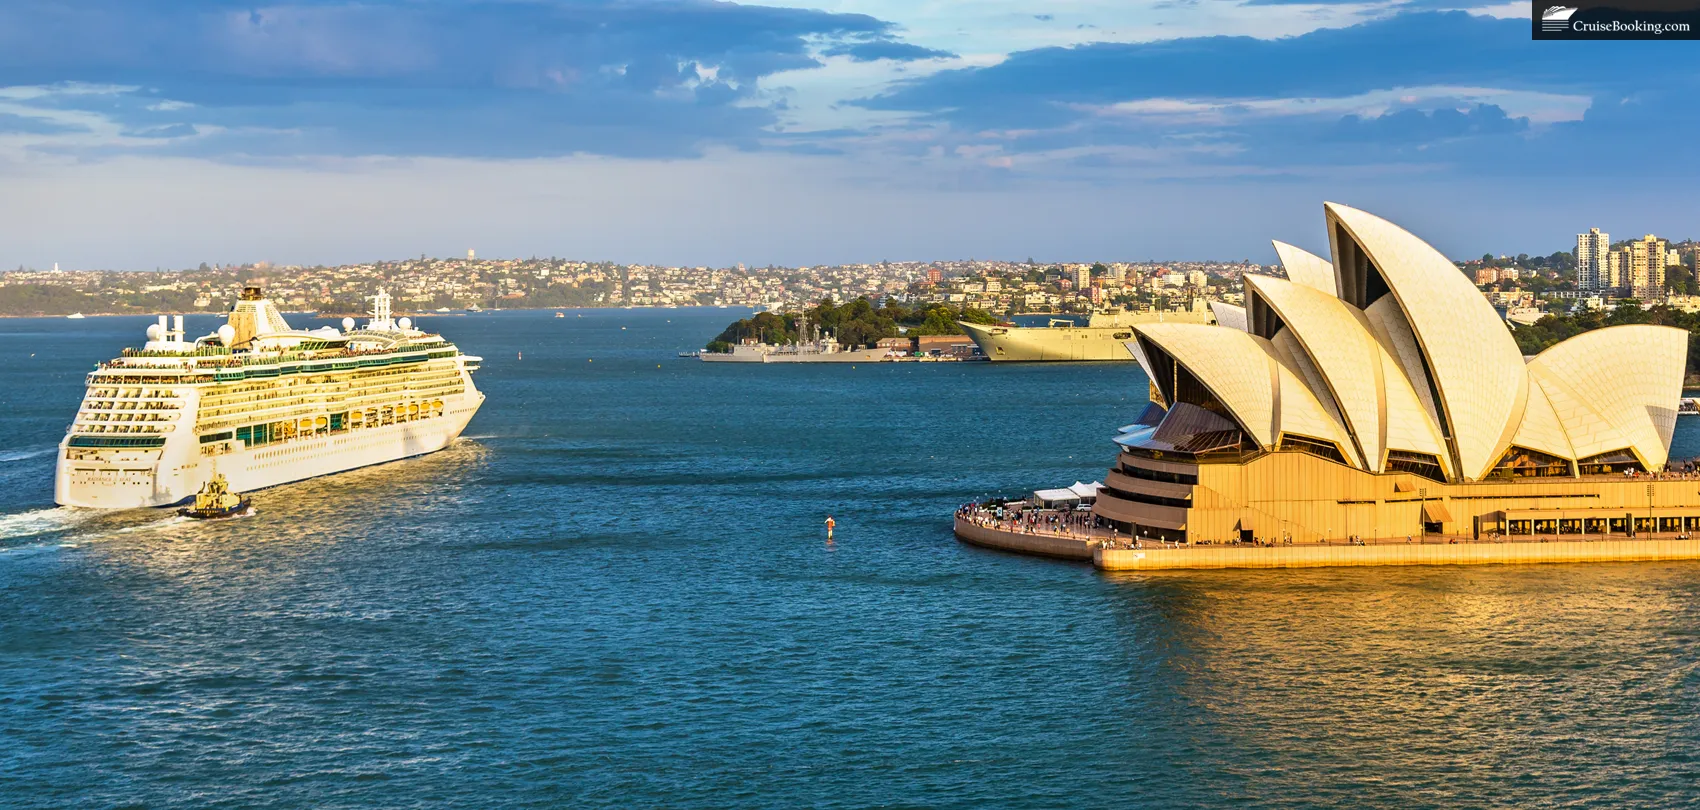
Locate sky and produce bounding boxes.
[1,0,1696,270]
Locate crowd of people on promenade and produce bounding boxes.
[1622,461,1700,480]
[956,502,1105,539]
[956,501,1182,549]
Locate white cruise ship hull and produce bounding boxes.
[55,391,484,509]
[959,311,1216,362]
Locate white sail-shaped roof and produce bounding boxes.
[1115,204,1687,480]
[1272,240,1337,296]
[1243,274,1448,472]
[1209,302,1248,332]
[1525,325,1686,469]
[1325,202,1527,480]
[1136,323,1353,460]
[1507,380,1574,462]
[1137,324,1276,446]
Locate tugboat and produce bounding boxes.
[177,475,252,520]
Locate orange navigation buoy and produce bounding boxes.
[825,515,836,542]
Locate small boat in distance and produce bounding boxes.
[66,312,85,319]
[178,474,252,519]
[1681,397,1700,416]
[435,307,452,313]
[555,312,565,318]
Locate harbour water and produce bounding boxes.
[4,309,1700,807]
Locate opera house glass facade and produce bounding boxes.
[1095,202,1697,544]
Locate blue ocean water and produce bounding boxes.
[4,309,1700,808]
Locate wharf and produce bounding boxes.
[952,516,1700,571]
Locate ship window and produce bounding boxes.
[1490,445,1573,478]
[68,436,166,449]
[1386,450,1447,483]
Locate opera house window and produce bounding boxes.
[1385,450,1446,483]
[1490,446,1573,478]
[1277,434,1348,465]
[1579,450,1646,476]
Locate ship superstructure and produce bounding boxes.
[700,312,888,363]
[55,287,485,509]
[958,300,1218,361]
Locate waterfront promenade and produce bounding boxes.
[953,507,1700,571]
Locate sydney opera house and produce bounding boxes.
[1092,203,1696,544]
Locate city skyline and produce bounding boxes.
[9,222,1686,276]
[3,2,1698,269]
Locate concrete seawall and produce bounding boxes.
[953,519,1094,561]
[1095,537,1700,571]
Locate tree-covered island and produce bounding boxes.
[704,297,1002,353]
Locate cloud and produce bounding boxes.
[822,40,957,62]
[1328,103,1527,142]
[858,12,1670,125]
[846,11,1700,177]
[0,111,87,134]
[0,0,940,160]
[118,122,198,139]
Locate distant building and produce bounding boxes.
[1629,235,1668,299]
[927,268,942,284]
[1608,248,1627,292]
[468,249,476,260]
[916,335,977,357]
[1577,228,1609,291]
[1074,265,1091,290]
[1474,266,1499,285]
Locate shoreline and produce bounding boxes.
[0,304,763,319]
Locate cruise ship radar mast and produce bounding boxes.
[369,288,395,331]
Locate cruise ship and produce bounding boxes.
[55,287,485,509]
[958,299,1223,361]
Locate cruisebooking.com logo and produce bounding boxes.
[1534,1,1700,38]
